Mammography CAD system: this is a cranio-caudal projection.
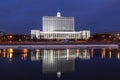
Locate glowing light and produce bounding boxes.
[23,48,28,53]
[109,48,112,59]
[117,52,120,60]
[8,48,14,53]
[9,53,13,59]
[10,48,13,53]
[3,50,6,58]
[109,50,112,59]
[22,53,28,60]
[22,48,28,60]
[57,72,61,78]
[91,48,94,57]
[0,50,2,54]
[3,49,6,52]
[43,49,46,54]
[36,48,40,52]
[84,49,87,57]
[58,49,60,60]
[66,48,69,60]
[101,48,106,59]
[76,48,79,57]
[50,49,53,63]
[9,35,13,39]
[82,49,90,60]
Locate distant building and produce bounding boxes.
[0,31,7,36]
[105,32,120,40]
[31,30,40,39]
[43,11,74,32]
[31,12,90,40]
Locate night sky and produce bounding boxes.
[0,0,120,34]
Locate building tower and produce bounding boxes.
[42,12,74,32]
[57,11,61,17]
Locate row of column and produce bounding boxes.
[42,33,83,39]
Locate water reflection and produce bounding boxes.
[101,48,106,59]
[117,51,120,60]
[31,49,41,61]
[21,48,28,60]
[0,47,119,80]
[0,48,120,61]
[43,49,75,74]
[91,48,94,57]
[7,48,13,61]
[109,49,112,59]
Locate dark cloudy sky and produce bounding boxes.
[0,0,120,34]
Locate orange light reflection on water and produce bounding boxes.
[22,48,28,60]
[117,51,120,60]
[91,48,94,57]
[101,48,106,59]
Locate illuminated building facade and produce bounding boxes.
[43,12,74,32]
[31,12,90,40]
[31,30,40,39]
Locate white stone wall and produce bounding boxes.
[31,30,90,40]
[31,30,40,39]
[40,31,90,40]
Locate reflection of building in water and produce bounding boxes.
[31,12,90,40]
[91,48,94,57]
[78,49,91,60]
[31,49,42,61]
[42,48,91,78]
[43,49,75,74]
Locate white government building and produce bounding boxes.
[31,12,90,40]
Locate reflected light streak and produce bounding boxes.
[66,48,69,60]
[23,48,28,53]
[3,51,6,58]
[58,49,60,60]
[22,48,28,60]
[101,48,106,59]
[84,49,87,57]
[109,50,112,59]
[57,72,61,78]
[44,49,46,54]
[8,48,14,53]
[36,48,40,60]
[9,52,13,59]
[117,51,120,60]
[3,49,6,58]
[7,48,14,61]
[22,53,28,60]
[78,49,90,60]
[84,49,89,57]
[31,50,41,61]
[50,49,53,63]
[91,48,94,57]
[76,48,79,57]
[36,48,40,52]
[0,49,2,54]
[8,52,13,62]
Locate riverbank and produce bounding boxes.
[0,42,119,49]
[0,41,119,45]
